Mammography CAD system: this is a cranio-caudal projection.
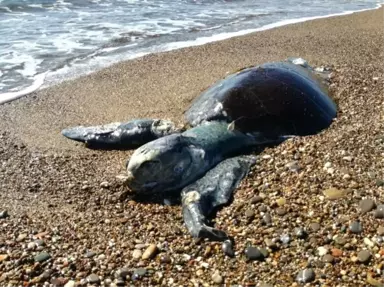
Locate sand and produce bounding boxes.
[0,6,383,287]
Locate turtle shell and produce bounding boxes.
[185,62,337,137]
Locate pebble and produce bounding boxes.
[286,161,301,172]
[374,205,384,219]
[132,268,147,280]
[349,221,363,233]
[100,181,110,188]
[294,227,307,239]
[17,233,28,241]
[250,196,263,204]
[323,188,347,200]
[245,209,255,219]
[357,250,372,263]
[364,237,375,248]
[309,222,321,232]
[244,246,264,261]
[211,271,223,284]
[317,246,328,256]
[322,254,334,263]
[262,213,272,225]
[142,244,158,260]
[296,268,316,283]
[64,281,75,287]
[86,251,97,258]
[359,198,376,213]
[87,274,100,284]
[222,240,235,257]
[276,197,286,206]
[276,207,286,216]
[34,252,51,263]
[377,226,384,236]
[160,254,172,264]
[331,248,343,257]
[132,249,142,260]
[280,234,291,244]
[115,267,129,279]
[0,210,8,219]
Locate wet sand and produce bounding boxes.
[0,6,383,287]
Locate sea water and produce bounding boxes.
[0,0,382,102]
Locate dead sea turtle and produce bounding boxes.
[62,58,337,241]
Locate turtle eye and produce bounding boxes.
[173,165,184,174]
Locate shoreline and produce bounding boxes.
[0,2,382,105]
[0,6,383,287]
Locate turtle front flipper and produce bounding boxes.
[61,119,178,149]
[181,156,256,241]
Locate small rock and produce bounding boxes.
[296,268,316,283]
[317,246,328,256]
[132,268,147,280]
[286,161,301,172]
[342,156,353,161]
[276,207,286,216]
[349,221,363,233]
[0,210,8,219]
[159,254,171,264]
[244,246,264,261]
[309,222,321,232]
[142,244,158,260]
[324,162,332,169]
[245,209,255,220]
[115,267,129,279]
[276,197,286,206]
[27,242,36,250]
[323,188,347,200]
[294,227,307,239]
[250,196,263,204]
[377,226,384,236]
[323,254,334,263]
[87,274,100,284]
[17,233,28,242]
[132,249,142,260]
[262,213,272,226]
[64,281,75,287]
[374,205,384,219]
[100,181,110,188]
[86,251,97,258]
[280,234,290,244]
[357,250,372,263]
[331,248,343,257]
[222,240,234,257]
[211,271,223,284]
[34,252,51,263]
[359,199,376,213]
[364,237,375,248]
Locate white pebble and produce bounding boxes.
[317,246,328,256]
[324,162,332,169]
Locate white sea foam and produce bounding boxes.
[0,73,47,104]
[0,2,382,105]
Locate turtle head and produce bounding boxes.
[126,134,206,193]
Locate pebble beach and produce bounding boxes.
[0,5,384,287]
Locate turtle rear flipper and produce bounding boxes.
[61,119,178,150]
[181,156,256,241]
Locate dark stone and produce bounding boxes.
[244,246,264,261]
[250,196,263,204]
[0,210,9,219]
[322,254,334,263]
[34,252,51,263]
[160,254,171,264]
[374,205,384,219]
[87,274,100,284]
[294,227,307,239]
[222,240,235,257]
[309,222,321,232]
[349,221,363,233]
[296,268,316,283]
[132,268,147,280]
[262,213,272,226]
